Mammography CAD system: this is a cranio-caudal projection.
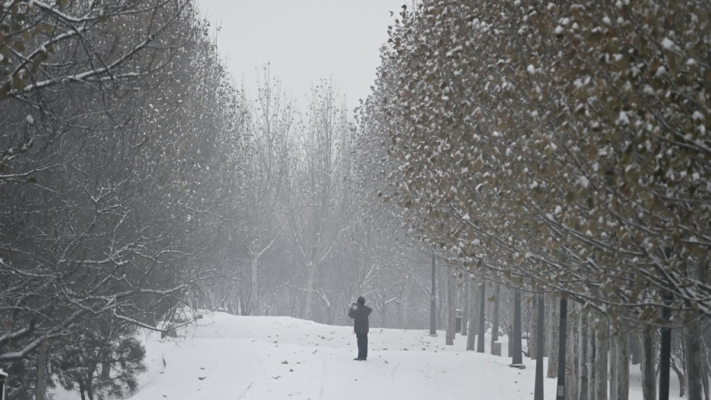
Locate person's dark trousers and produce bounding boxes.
[357,333,368,359]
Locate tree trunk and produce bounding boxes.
[461,276,469,336]
[534,291,546,400]
[36,338,47,400]
[588,320,597,400]
[381,303,387,328]
[641,327,657,400]
[630,333,641,366]
[303,261,316,320]
[687,315,704,400]
[430,254,436,335]
[512,289,523,364]
[438,265,446,329]
[580,311,589,400]
[616,331,630,400]
[567,303,579,400]
[702,365,710,400]
[610,331,618,400]
[477,275,487,353]
[86,369,95,400]
[402,273,411,329]
[241,259,250,315]
[597,321,609,400]
[660,292,673,400]
[509,302,515,358]
[79,380,87,400]
[466,277,477,351]
[556,296,568,400]
[250,253,260,316]
[531,293,538,359]
[548,292,560,378]
[446,269,455,345]
[490,282,500,353]
[671,358,687,398]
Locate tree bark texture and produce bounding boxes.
[548,292,560,379]
[534,292,546,400]
[430,254,436,335]
[512,289,523,364]
[556,296,568,400]
[531,293,538,359]
[491,282,500,354]
[461,277,469,336]
[588,320,597,400]
[640,327,656,400]
[466,278,477,351]
[566,303,579,400]
[509,302,515,358]
[686,316,704,400]
[597,321,609,400]
[610,331,617,400]
[615,331,630,400]
[446,269,456,345]
[36,338,47,400]
[579,311,589,400]
[250,254,260,316]
[477,275,486,353]
[659,294,672,400]
[304,261,316,320]
[401,273,411,329]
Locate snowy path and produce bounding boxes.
[127,313,539,400]
[52,312,683,400]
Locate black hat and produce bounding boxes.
[357,296,365,305]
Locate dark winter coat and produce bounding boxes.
[348,304,372,334]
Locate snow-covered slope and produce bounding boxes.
[53,311,683,400]
[132,313,530,400]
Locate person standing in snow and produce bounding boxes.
[348,296,372,361]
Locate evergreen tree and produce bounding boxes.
[55,320,146,400]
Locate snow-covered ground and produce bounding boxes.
[53,312,683,400]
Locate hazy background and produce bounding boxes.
[198,0,408,106]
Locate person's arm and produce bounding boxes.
[348,306,356,319]
[365,306,373,316]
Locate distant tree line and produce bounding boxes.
[196,70,440,331]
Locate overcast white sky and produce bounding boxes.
[198,0,407,109]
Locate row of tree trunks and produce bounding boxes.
[499,290,703,400]
[462,290,706,400]
[536,293,689,400]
